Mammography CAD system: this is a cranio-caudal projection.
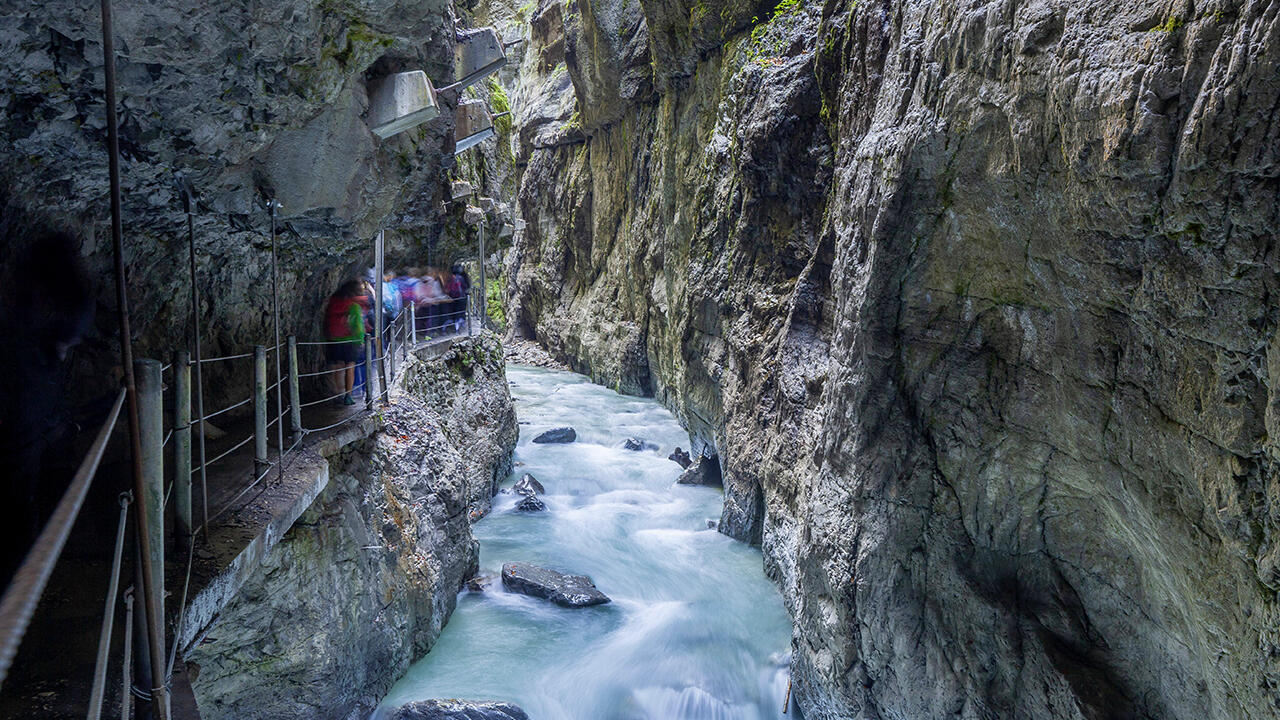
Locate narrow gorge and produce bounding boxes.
[0,0,1278,719]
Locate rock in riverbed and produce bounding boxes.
[668,447,692,469]
[501,561,610,607]
[389,699,529,719]
[514,495,547,513]
[623,437,657,451]
[676,455,722,487]
[532,427,576,443]
[513,473,545,496]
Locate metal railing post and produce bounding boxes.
[253,346,268,471]
[268,200,285,482]
[287,336,302,441]
[409,304,417,346]
[134,358,165,710]
[375,230,389,405]
[173,351,192,544]
[388,314,396,382]
[87,492,130,720]
[364,340,375,412]
[100,0,168,712]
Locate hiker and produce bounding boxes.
[450,264,471,330]
[420,268,450,333]
[446,265,468,332]
[323,280,367,406]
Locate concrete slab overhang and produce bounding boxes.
[453,27,508,92]
[454,99,495,155]
[367,71,440,140]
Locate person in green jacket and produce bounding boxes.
[324,280,368,405]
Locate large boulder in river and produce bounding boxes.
[501,562,610,607]
[676,455,722,487]
[514,495,547,513]
[623,437,657,451]
[513,473,545,496]
[389,699,529,720]
[532,426,577,443]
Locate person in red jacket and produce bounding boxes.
[324,280,367,405]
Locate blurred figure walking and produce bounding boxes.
[323,280,366,406]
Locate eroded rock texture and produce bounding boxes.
[0,0,461,406]
[185,337,516,719]
[501,0,1280,717]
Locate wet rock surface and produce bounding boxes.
[676,455,722,487]
[0,0,465,411]
[667,447,693,469]
[501,561,610,607]
[622,437,657,451]
[500,0,1280,717]
[389,699,530,720]
[512,473,545,495]
[185,338,517,720]
[513,494,547,513]
[531,426,576,444]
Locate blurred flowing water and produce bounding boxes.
[375,365,791,719]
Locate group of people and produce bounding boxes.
[322,265,471,405]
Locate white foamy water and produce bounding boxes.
[375,365,791,719]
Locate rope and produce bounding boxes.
[204,434,253,468]
[300,387,351,408]
[302,409,371,434]
[296,367,341,379]
[166,534,195,679]
[0,387,126,685]
[201,395,251,422]
[296,338,361,347]
[197,352,253,363]
[201,462,274,532]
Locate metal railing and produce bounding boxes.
[0,295,477,714]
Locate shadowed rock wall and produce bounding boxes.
[0,0,461,407]
[504,0,1280,717]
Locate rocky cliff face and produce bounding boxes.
[0,0,463,406]
[185,335,516,720]
[502,0,1280,718]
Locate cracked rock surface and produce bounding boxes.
[499,0,1280,717]
[185,338,516,719]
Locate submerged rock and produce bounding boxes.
[514,495,547,513]
[668,447,693,469]
[623,437,657,451]
[532,426,577,444]
[513,473,545,496]
[501,561,610,607]
[676,455,722,487]
[389,699,529,720]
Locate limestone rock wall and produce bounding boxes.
[503,0,1280,718]
[0,0,461,407]
[185,335,516,719]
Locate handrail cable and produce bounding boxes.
[201,395,252,422]
[204,434,253,468]
[0,387,126,686]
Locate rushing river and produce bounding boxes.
[376,365,792,719]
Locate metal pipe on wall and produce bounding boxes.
[100,0,169,713]
[183,184,209,544]
[269,201,285,480]
[375,230,389,404]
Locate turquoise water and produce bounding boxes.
[375,365,791,719]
